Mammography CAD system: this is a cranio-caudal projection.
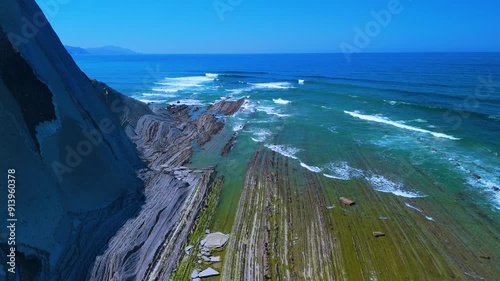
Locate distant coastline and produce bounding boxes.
[65,45,140,55]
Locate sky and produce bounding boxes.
[35,0,500,54]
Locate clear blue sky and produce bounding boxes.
[35,0,499,54]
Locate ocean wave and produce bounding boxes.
[265,144,301,159]
[168,99,204,106]
[298,79,305,84]
[465,173,500,210]
[251,82,294,90]
[344,111,460,140]
[151,87,180,93]
[412,118,427,123]
[300,162,323,173]
[232,122,245,132]
[367,174,426,198]
[445,153,500,209]
[250,128,272,142]
[154,75,215,93]
[205,73,219,78]
[323,162,363,180]
[227,88,252,95]
[142,92,178,98]
[257,105,290,117]
[273,98,291,105]
[136,98,169,104]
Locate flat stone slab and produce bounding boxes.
[191,269,199,278]
[198,267,220,278]
[185,245,194,254]
[210,256,221,262]
[203,232,229,248]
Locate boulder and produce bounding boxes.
[204,232,229,248]
[198,267,220,278]
[191,269,199,278]
[185,245,194,254]
[340,197,355,206]
[210,256,221,262]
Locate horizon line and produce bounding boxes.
[70,51,500,56]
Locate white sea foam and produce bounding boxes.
[142,92,177,98]
[257,106,290,117]
[466,174,500,210]
[298,79,305,84]
[205,73,219,78]
[227,88,246,95]
[273,98,291,105]
[151,87,180,93]
[137,99,169,104]
[168,99,204,106]
[328,126,338,133]
[250,129,272,142]
[251,82,294,90]
[404,202,434,221]
[367,174,426,198]
[404,202,423,212]
[265,144,301,159]
[323,162,363,180]
[232,122,245,132]
[413,118,427,123]
[154,75,215,93]
[344,111,460,140]
[300,162,323,173]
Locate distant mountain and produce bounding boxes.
[64,45,139,55]
[65,45,90,55]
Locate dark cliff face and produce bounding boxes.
[0,25,56,153]
[0,0,146,280]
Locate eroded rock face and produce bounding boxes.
[0,1,246,280]
[1,1,144,280]
[88,97,244,281]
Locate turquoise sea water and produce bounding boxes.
[73,53,500,219]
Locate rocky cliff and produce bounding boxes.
[0,1,242,280]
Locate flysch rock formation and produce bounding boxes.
[89,86,244,281]
[0,0,244,280]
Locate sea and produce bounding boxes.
[73,53,500,228]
